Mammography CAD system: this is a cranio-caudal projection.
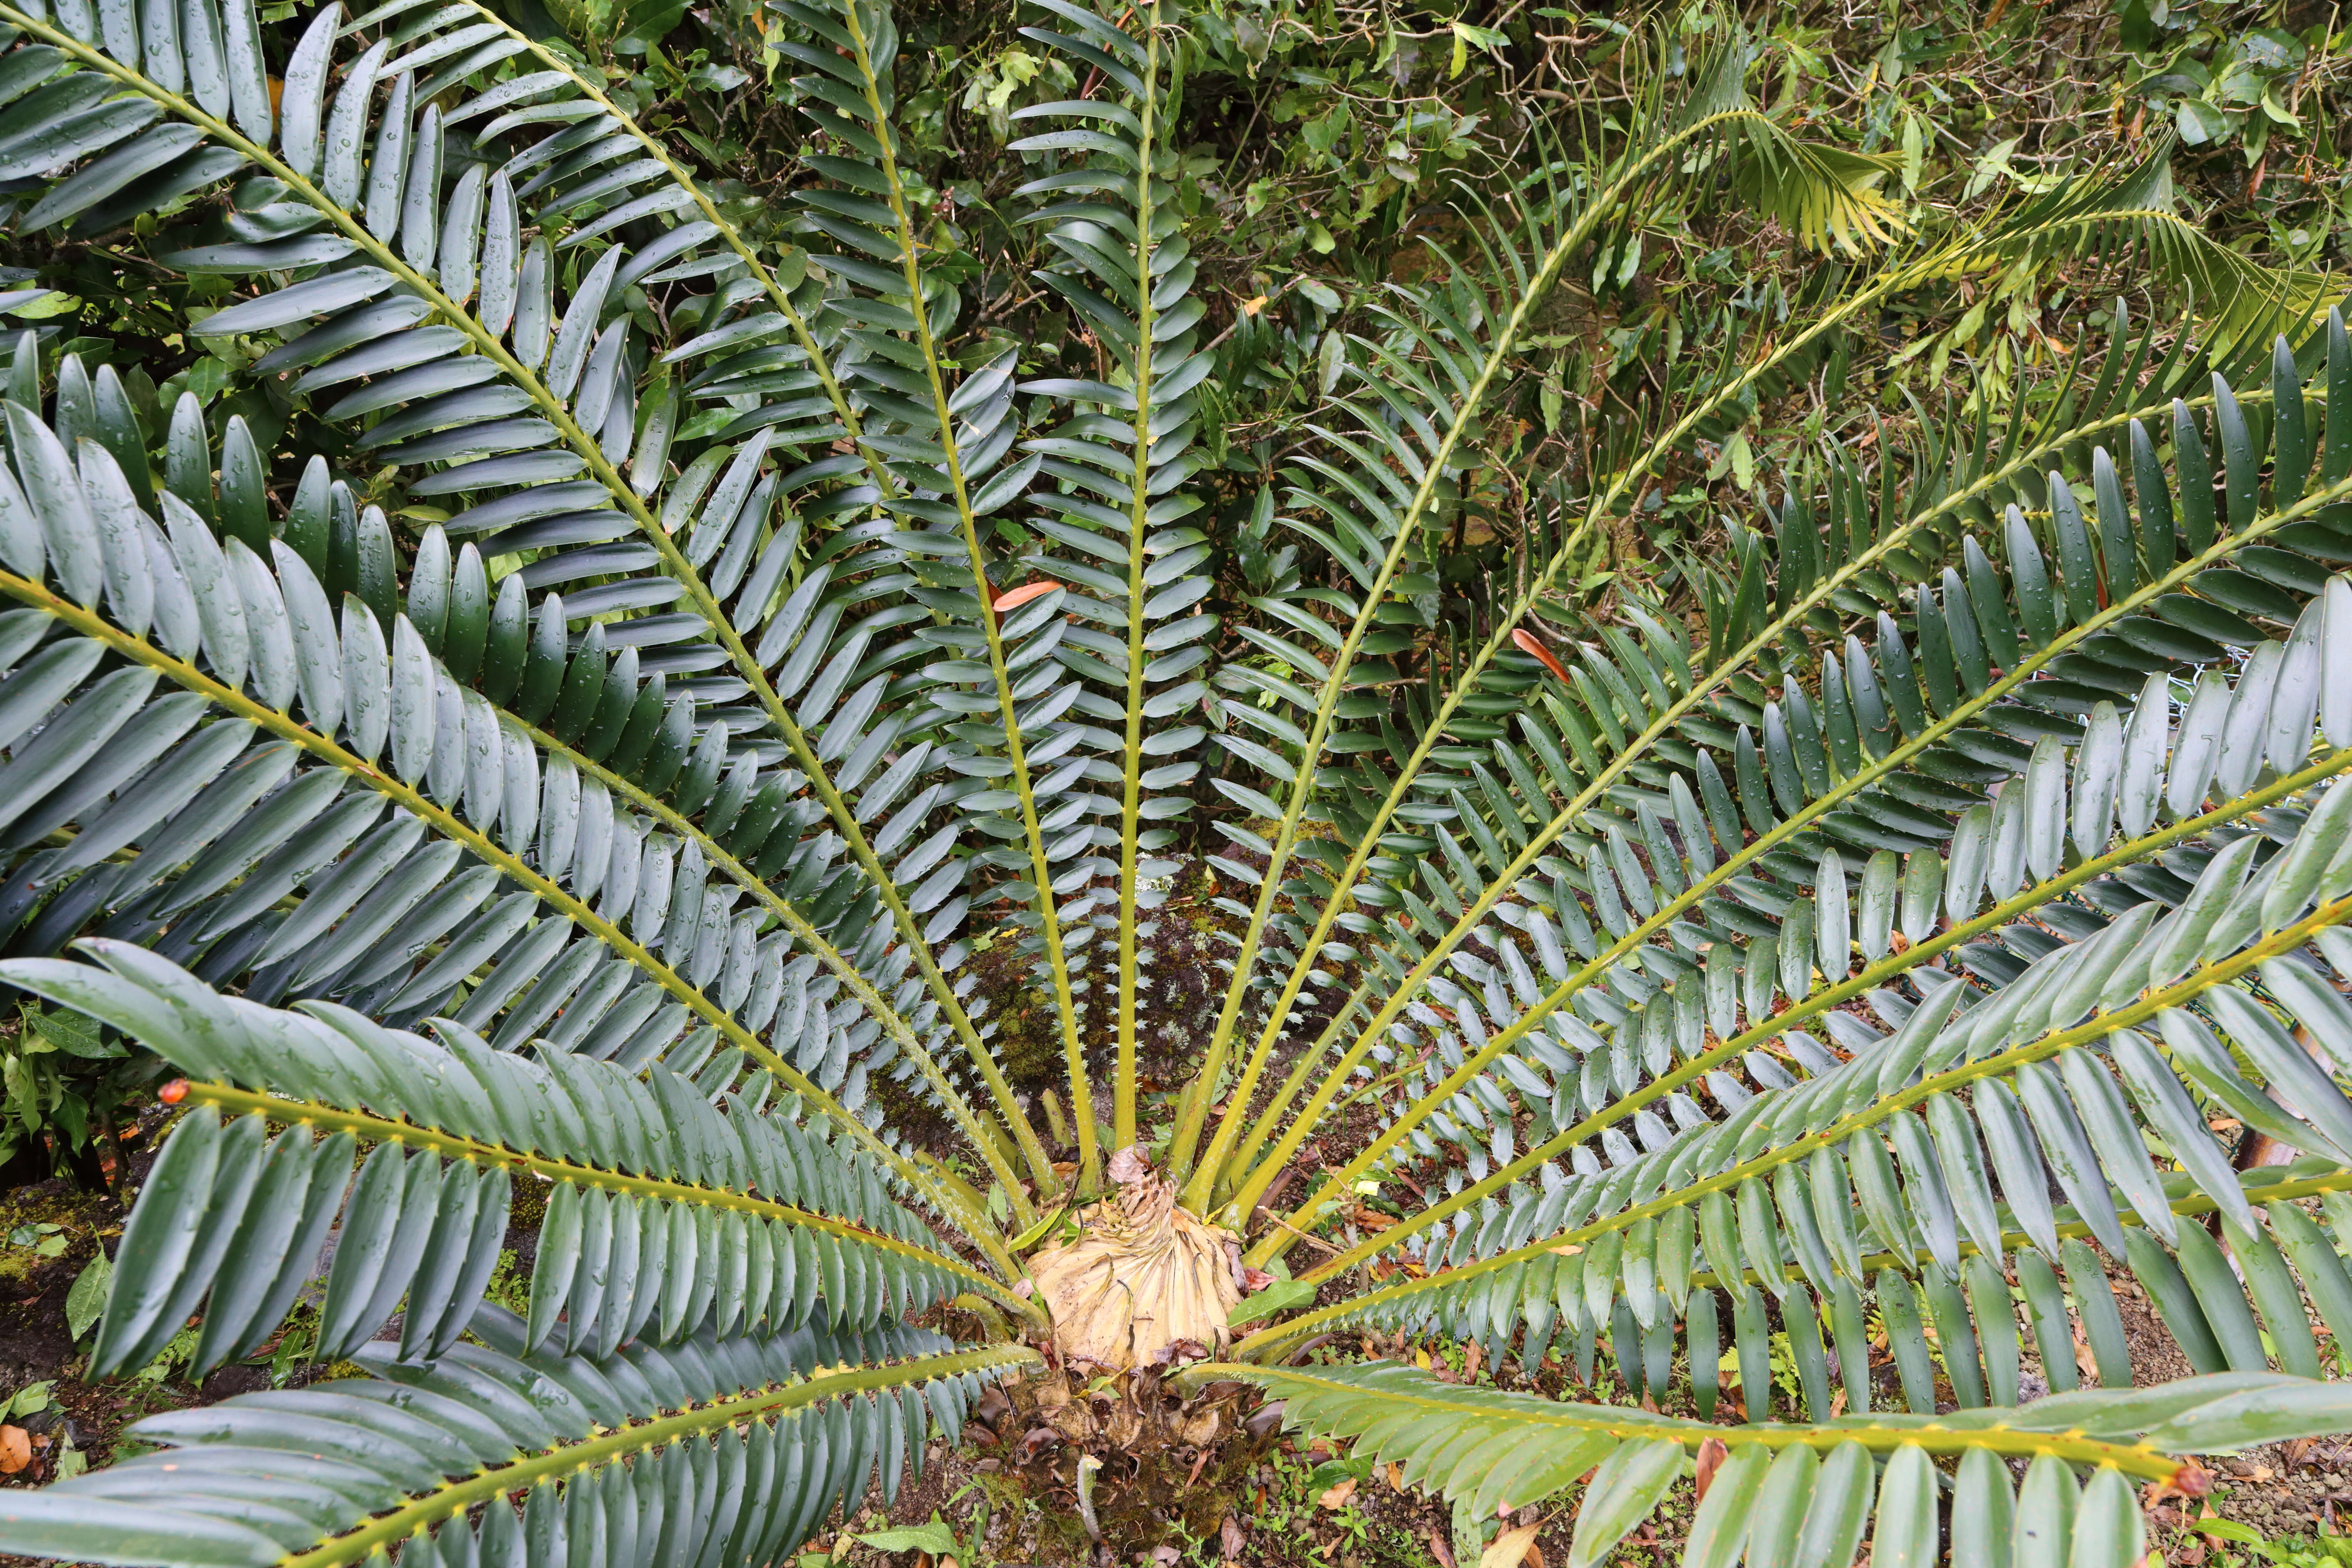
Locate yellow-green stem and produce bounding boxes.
[1113,4,1166,1157]
[1681,1159,2352,1294]
[837,0,1096,1194]
[1184,1365,2195,1481]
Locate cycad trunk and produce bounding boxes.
[1030,1151,1244,1369]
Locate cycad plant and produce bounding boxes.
[1,0,2351,1562]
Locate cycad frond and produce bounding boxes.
[1167,52,1921,1202]
[1,939,1036,1374]
[0,0,1077,1210]
[7,1313,1027,1568]
[1947,152,2334,354]
[1719,123,1905,256]
[1233,314,2352,1418]
[1219,292,2347,1258]
[1213,1363,2352,1568]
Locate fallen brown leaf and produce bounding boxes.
[1693,1438,1729,1504]
[1318,1478,1359,1509]
[1480,1520,1545,1568]
[0,1426,28,1475]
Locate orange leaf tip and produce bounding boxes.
[993,581,1064,614]
[1511,628,1569,681]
